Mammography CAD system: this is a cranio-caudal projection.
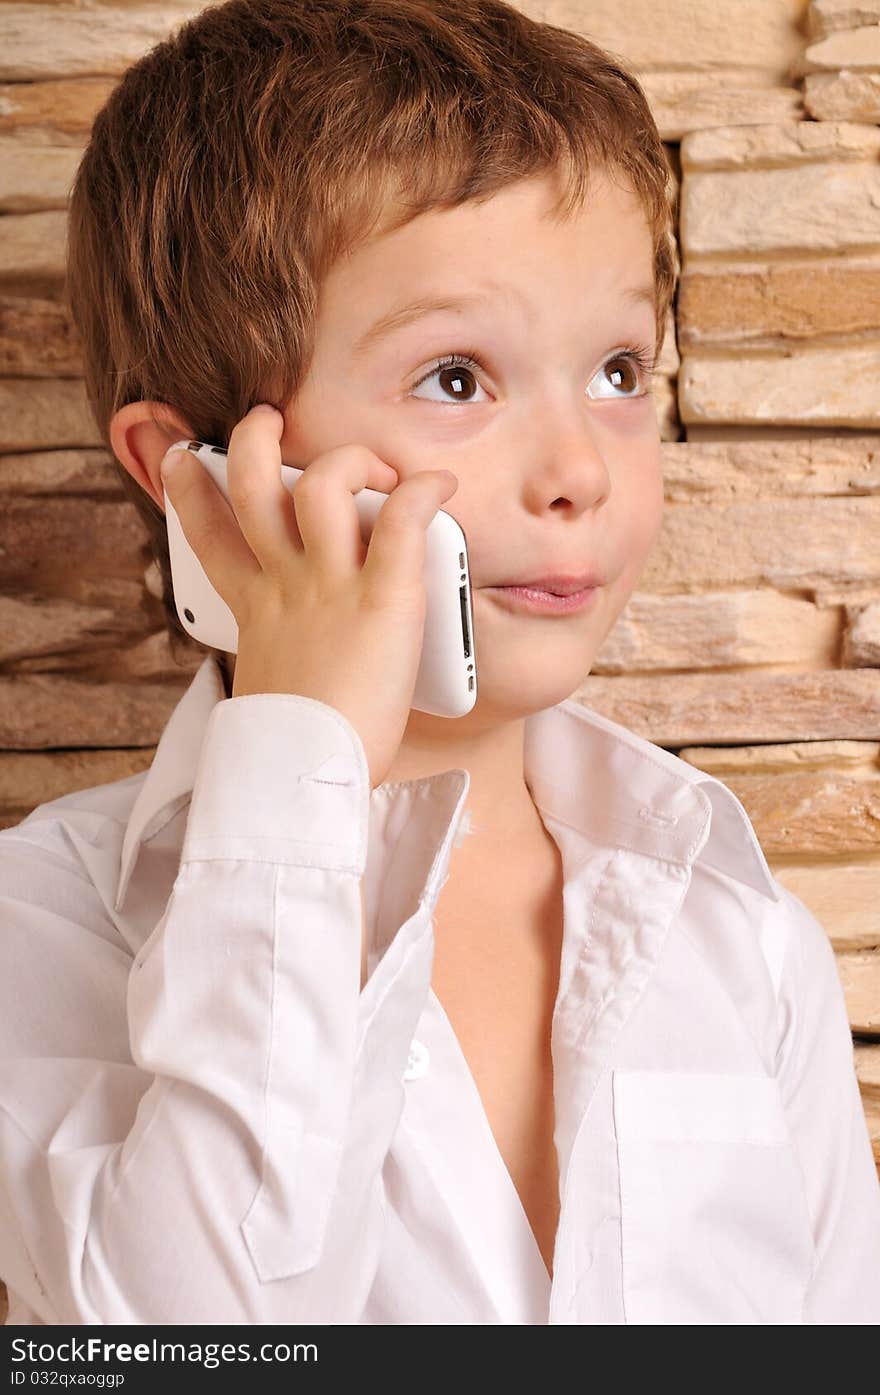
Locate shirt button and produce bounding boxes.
[404,1038,430,1081]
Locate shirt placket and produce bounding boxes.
[550,841,708,1324]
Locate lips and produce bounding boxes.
[489,573,604,596]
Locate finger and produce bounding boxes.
[291,444,400,578]
[160,445,261,610]
[360,470,459,597]
[224,404,305,576]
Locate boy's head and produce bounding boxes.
[66,0,677,717]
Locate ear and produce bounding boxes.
[109,401,196,513]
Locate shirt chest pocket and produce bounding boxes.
[612,1069,816,1324]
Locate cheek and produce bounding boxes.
[643,470,665,552]
[633,446,664,532]
[617,461,664,584]
[427,477,485,547]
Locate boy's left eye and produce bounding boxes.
[409,348,655,404]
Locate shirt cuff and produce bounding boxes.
[181,693,371,873]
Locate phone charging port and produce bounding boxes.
[459,584,471,659]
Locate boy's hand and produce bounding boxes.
[159,403,459,789]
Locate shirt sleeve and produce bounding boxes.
[772,883,880,1323]
[0,694,433,1324]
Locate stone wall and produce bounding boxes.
[1,0,879,1324]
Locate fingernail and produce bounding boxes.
[252,403,280,416]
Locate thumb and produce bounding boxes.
[159,446,192,492]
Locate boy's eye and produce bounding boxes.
[409,348,655,404]
[410,353,490,404]
[588,352,653,400]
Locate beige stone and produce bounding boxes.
[593,589,840,674]
[684,424,880,443]
[0,593,151,664]
[678,347,880,429]
[682,164,880,256]
[643,491,880,591]
[530,0,808,83]
[657,307,680,375]
[0,76,118,141]
[857,1076,879,1170]
[0,673,187,748]
[0,746,155,826]
[100,629,203,682]
[0,138,84,212]
[144,559,163,601]
[812,580,880,608]
[0,209,67,293]
[804,70,880,121]
[836,951,880,1034]
[860,1096,878,1165]
[659,436,880,502]
[639,77,802,143]
[0,496,147,594]
[845,601,880,666]
[0,447,118,496]
[73,577,149,612]
[575,668,880,745]
[681,737,880,775]
[801,25,880,72]
[807,0,880,42]
[771,862,880,952]
[653,373,679,441]
[683,763,880,856]
[1,3,201,82]
[681,119,880,168]
[855,1042,880,1096]
[0,377,100,451]
[22,628,205,685]
[0,294,83,376]
[678,259,880,348]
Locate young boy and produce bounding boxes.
[2,0,878,1325]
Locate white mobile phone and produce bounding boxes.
[162,438,477,718]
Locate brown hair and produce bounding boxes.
[64,0,679,665]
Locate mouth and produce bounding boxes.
[484,572,606,597]
[482,581,601,615]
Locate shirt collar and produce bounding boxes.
[115,656,780,913]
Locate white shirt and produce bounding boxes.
[1,655,878,1326]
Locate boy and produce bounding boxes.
[2,0,879,1324]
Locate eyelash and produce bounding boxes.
[412,343,657,399]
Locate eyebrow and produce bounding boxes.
[349,283,657,360]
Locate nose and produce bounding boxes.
[522,401,613,512]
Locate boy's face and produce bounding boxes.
[272,167,664,722]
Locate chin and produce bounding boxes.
[470,659,596,720]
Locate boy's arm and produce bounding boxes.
[0,694,433,1324]
[772,884,880,1323]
